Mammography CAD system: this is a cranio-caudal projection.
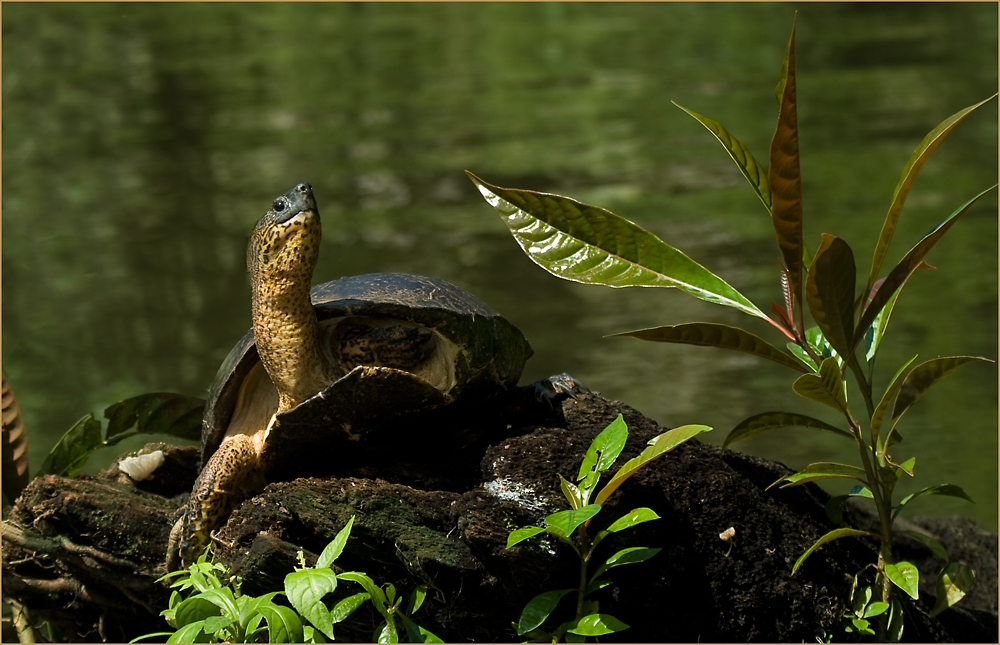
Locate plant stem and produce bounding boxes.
[575,525,590,621]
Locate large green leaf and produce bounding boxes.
[864,94,997,298]
[768,21,804,331]
[673,102,771,213]
[257,605,305,644]
[723,411,852,450]
[544,504,602,538]
[614,323,807,373]
[284,569,338,640]
[792,527,872,575]
[515,589,575,635]
[466,172,779,327]
[594,424,711,505]
[791,357,848,414]
[892,356,990,424]
[805,234,856,359]
[854,185,997,351]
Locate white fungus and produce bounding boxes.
[118,450,165,481]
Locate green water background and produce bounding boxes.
[4,3,997,529]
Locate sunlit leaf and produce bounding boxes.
[331,592,370,624]
[167,621,211,644]
[317,516,354,570]
[930,562,975,618]
[791,357,848,414]
[605,507,660,533]
[516,589,574,635]
[855,185,997,351]
[466,172,781,329]
[560,474,583,510]
[723,410,852,450]
[594,424,711,505]
[590,547,661,582]
[864,94,997,298]
[884,561,919,599]
[805,234,856,358]
[285,569,338,640]
[566,613,629,636]
[768,21,804,331]
[614,323,806,372]
[673,102,771,212]
[577,414,628,483]
[864,602,889,618]
[792,528,871,575]
[892,356,990,424]
[506,526,547,549]
[545,505,602,538]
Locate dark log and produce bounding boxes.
[2,393,996,642]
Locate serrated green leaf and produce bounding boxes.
[285,569,338,640]
[805,234,856,358]
[258,604,305,644]
[792,357,848,414]
[864,94,997,299]
[594,424,711,505]
[673,102,771,212]
[545,505,602,538]
[884,561,919,599]
[768,20,804,332]
[316,516,354,569]
[792,528,871,575]
[723,410,852,450]
[894,484,974,521]
[615,323,806,373]
[506,525,547,549]
[855,185,997,351]
[466,172,780,328]
[516,589,575,635]
[930,562,975,618]
[566,613,629,636]
[892,356,990,424]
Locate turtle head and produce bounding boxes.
[248,182,321,282]
[248,182,335,411]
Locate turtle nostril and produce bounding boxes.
[296,182,312,193]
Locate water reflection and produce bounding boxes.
[3,3,996,528]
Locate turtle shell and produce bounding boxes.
[201,273,532,467]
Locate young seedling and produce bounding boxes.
[506,414,710,642]
[471,17,993,642]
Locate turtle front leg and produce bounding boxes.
[166,433,261,570]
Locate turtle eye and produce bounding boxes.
[273,198,286,212]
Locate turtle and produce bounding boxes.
[166,182,582,569]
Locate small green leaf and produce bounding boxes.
[896,530,949,562]
[884,561,919,599]
[864,602,889,618]
[316,516,354,569]
[506,526,548,549]
[615,323,806,372]
[887,595,904,642]
[792,528,871,575]
[545,505,602,538]
[584,579,612,595]
[930,562,975,618]
[773,462,867,489]
[590,546,660,582]
[331,592,370,623]
[825,486,873,524]
[516,589,575,635]
[466,172,779,327]
[407,585,427,615]
[894,484,973,520]
[673,102,771,213]
[805,234,856,358]
[399,613,444,643]
[792,357,848,414]
[577,414,628,483]
[285,569,338,640]
[258,605,305,644]
[723,410,852,450]
[560,475,583,510]
[605,507,660,533]
[566,613,629,636]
